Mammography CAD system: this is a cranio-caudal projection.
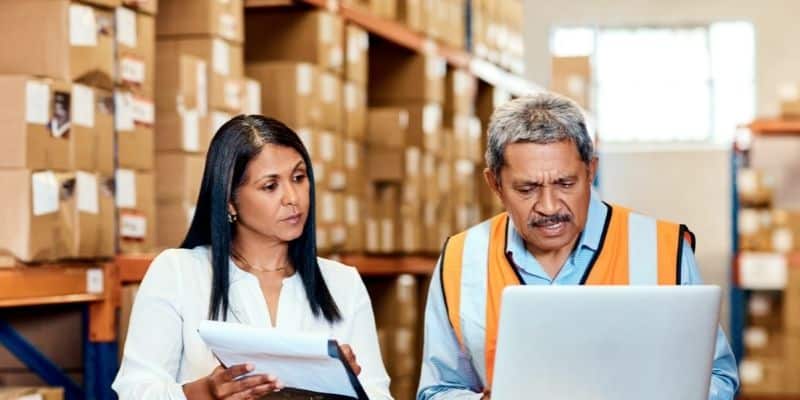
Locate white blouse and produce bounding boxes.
[112,246,392,400]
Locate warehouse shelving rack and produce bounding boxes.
[731,118,800,400]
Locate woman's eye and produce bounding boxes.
[263,183,277,191]
[293,174,306,182]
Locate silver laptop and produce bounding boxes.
[491,286,721,400]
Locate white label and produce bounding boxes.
[131,96,154,125]
[360,31,369,50]
[469,116,482,139]
[115,92,135,131]
[405,147,420,177]
[120,57,146,84]
[739,252,788,289]
[749,294,771,317]
[346,196,358,226]
[345,83,358,112]
[438,162,451,192]
[456,160,475,178]
[76,171,99,214]
[425,57,446,79]
[738,209,759,235]
[423,104,442,136]
[182,109,200,152]
[740,360,764,384]
[381,219,394,252]
[320,132,335,162]
[398,111,409,130]
[778,83,800,101]
[330,47,343,68]
[115,169,137,208]
[212,111,231,133]
[120,213,147,238]
[316,228,329,248]
[744,327,769,349]
[423,153,435,177]
[567,75,586,96]
[245,80,261,114]
[402,220,415,252]
[454,71,472,95]
[421,39,437,55]
[319,13,333,44]
[219,13,238,40]
[345,141,358,169]
[332,225,346,245]
[298,128,313,157]
[297,65,312,96]
[25,81,50,125]
[31,171,59,216]
[197,61,209,115]
[738,169,759,194]
[424,203,436,226]
[70,4,97,47]
[72,84,95,128]
[17,394,43,400]
[366,219,378,252]
[772,228,794,253]
[224,80,243,110]
[212,39,231,76]
[329,171,346,190]
[322,75,336,104]
[347,34,361,63]
[315,162,326,183]
[116,7,137,48]
[86,268,104,294]
[322,192,335,223]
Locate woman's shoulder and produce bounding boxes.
[316,257,365,291]
[144,246,212,281]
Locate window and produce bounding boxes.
[551,22,755,144]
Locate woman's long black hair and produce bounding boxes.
[181,115,341,323]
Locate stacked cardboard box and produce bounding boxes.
[0,1,119,263]
[475,82,510,221]
[779,82,800,118]
[245,9,349,255]
[155,0,261,249]
[551,56,592,111]
[472,0,524,74]
[0,387,64,400]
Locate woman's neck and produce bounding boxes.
[231,231,292,276]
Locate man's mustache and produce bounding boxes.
[528,214,572,228]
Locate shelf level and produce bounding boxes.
[748,118,800,135]
[0,264,108,308]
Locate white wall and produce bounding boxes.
[523,0,800,115]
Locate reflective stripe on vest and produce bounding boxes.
[440,203,696,388]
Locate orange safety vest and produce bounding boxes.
[440,203,695,387]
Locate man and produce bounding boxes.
[417,93,739,400]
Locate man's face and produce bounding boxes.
[485,140,597,256]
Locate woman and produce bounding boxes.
[113,116,392,399]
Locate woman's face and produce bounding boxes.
[230,144,310,244]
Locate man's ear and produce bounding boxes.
[484,167,502,199]
[588,157,599,183]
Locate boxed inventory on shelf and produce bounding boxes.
[116,169,156,254]
[367,108,409,149]
[344,82,367,140]
[155,153,204,203]
[344,24,369,86]
[156,53,208,114]
[116,90,155,170]
[369,45,446,104]
[116,7,156,97]
[246,9,343,75]
[0,1,115,90]
[123,0,158,15]
[157,0,243,43]
[0,170,61,263]
[0,386,64,400]
[246,62,323,130]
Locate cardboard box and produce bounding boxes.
[0,170,60,263]
[155,52,207,114]
[156,39,245,112]
[157,0,243,43]
[0,387,64,400]
[344,139,365,195]
[344,82,367,140]
[453,114,483,162]
[445,68,477,117]
[156,153,204,203]
[118,283,139,359]
[245,9,343,75]
[0,1,115,89]
[738,168,774,207]
[370,0,397,20]
[155,109,213,153]
[243,78,262,115]
[786,258,800,334]
[367,107,409,149]
[369,47,445,104]
[343,194,365,253]
[98,174,116,257]
[367,146,421,183]
[744,326,785,358]
[245,62,322,130]
[156,200,194,249]
[748,291,784,330]
[116,169,156,254]
[116,8,155,97]
[116,91,155,170]
[54,172,101,259]
[63,84,115,173]
[398,0,425,32]
[344,24,369,85]
[369,273,419,329]
[319,72,343,131]
[405,102,442,151]
[123,0,158,15]
[551,56,591,110]
[740,357,786,395]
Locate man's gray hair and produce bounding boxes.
[485,92,594,177]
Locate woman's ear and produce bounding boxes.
[227,202,237,217]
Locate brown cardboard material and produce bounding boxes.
[122,0,158,15]
[398,0,425,32]
[367,146,421,183]
[156,200,194,249]
[118,283,139,360]
[63,84,115,173]
[116,8,155,97]
[343,82,367,140]
[54,172,101,259]
[116,91,155,171]
[155,153,204,203]
[319,72,343,131]
[245,62,322,131]
[740,357,786,395]
[245,9,343,75]
[343,194,365,253]
[367,107,409,149]
[344,139,365,195]
[155,109,213,153]
[243,78,262,115]
[0,1,115,89]
[369,43,445,104]
[0,387,64,400]
[0,170,60,263]
[116,169,156,254]
[344,24,369,85]
[157,0,243,43]
[445,68,477,116]
[98,174,116,257]
[155,51,207,114]
[551,56,591,110]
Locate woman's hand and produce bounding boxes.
[339,344,362,376]
[183,363,283,400]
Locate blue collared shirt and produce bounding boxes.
[417,192,739,399]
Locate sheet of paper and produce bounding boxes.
[198,321,357,398]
